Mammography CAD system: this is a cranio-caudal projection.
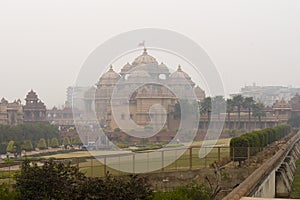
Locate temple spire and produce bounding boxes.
[177,65,182,71]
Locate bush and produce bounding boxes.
[0,183,19,200]
[6,141,14,153]
[37,138,47,150]
[230,124,291,162]
[71,136,82,146]
[50,138,59,148]
[63,137,71,147]
[22,140,33,151]
[15,159,153,200]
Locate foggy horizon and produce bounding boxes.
[1,1,300,108]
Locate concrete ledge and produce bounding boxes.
[223,132,300,200]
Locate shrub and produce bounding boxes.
[0,183,19,200]
[22,140,33,151]
[63,137,71,147]
[15,159,153,200]
[6,141,15,153]
[230,124,291,162]
[50,138,59,148]
[37,138,47,150]
[71,136,82,146]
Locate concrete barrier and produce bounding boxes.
[223,132,300,200]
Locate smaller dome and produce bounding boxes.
[170,65,194,86]
[98,65,121,86]
[132,48,158,66]
[159,62,168,69]
[121,62,133,73]
[158,62,170,74]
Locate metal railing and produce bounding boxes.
[0,146,269,182]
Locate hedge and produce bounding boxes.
[230,124,291,162]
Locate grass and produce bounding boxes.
[21,138,232,177]
[291,158,300,198]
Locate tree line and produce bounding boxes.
[174,95,267,129]
[230,124,291,165]
[199,95,267,129]
[0,123,83,155]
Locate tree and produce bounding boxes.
[63,137,71,147]
[6,141,14,153]
[71,136,83,146]
[243,97,255,131]
[212,96,225,119]
[22,140,33,151]
[288,112,300,128]
[0,123,59,147]
[226,99,234,129]
[37,138,47,150]
[232,95,244,129]
[200,97,212,123]
[252,102,266,129]
[50,138,59,148]
[174,100,198,120]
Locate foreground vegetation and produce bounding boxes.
[0,159,212,200]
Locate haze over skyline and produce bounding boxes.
[1,0,300,108]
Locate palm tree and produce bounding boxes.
[243,97,255,131]
[252,102,266,129]
[226,99,234,129]
[232,95,244,129]
[212,96,226,119]
[200,97,212,124]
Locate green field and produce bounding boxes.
[39,138,231,177]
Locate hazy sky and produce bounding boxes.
[0,0,300,108]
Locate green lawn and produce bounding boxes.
[37,138,232,176]
[291,159,300,198]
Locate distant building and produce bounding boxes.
[0,98,23,125]
[289,93,300,113]
[23,90,47,124]
[238,83,300,106]
[46,106,81,126]
[65,86,92,111]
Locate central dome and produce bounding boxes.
[132,48,158,66]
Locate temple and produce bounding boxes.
[93,48,206,131]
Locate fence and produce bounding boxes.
[0,146,267,182]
